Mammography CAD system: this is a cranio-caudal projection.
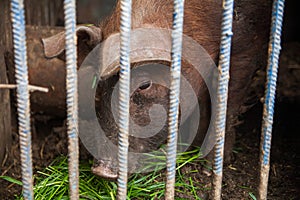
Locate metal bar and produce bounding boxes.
[0,84,49,92]
[117,0,132,199]
[10,0,33,199]
[165,0,185,199]
[63,0,79,199]
[211,0,234,199]
[258,1,285,199]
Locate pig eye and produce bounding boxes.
[138,80,152,90]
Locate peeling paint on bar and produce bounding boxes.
[64,0,80,199]
[258,0,285,199]
[10,0,34,199]
[165,0,185,199]
[212,0,234,199]
[117,0,132,199]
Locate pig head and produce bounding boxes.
[42,0,271,179]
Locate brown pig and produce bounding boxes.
[22,0,272,179]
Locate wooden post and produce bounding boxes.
[0,0,12,163]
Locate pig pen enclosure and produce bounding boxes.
[0,0,299,199]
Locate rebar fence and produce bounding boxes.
[2,0,285,199]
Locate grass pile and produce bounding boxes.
[4,147,211,199]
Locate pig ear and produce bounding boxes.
[42,25,102,58]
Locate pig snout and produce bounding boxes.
[91,159,118,180]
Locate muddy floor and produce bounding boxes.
[0,99,299,200]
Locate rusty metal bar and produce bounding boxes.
[258,0,285,199]
[212,0,234,199]
[10,0,33,199]
[63,0,79,199]
[117,0,132,199]
[0,84,49,92]
[165,0,185,199]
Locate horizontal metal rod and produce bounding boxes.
[0,84,49,92]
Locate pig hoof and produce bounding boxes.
[91,159,118,180]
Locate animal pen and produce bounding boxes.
[1,0,299,199]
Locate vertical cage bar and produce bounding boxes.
[63,0,79,199]
[165,0,185,199]
[212,0,234,199]
[117,0,132,199]
[258,0,285,199]
[10,0,33,199]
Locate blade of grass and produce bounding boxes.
[0,176,23,185]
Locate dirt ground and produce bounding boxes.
[0,98,299,200]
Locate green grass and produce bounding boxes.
[249,192,257,200]
[6,147,211,199]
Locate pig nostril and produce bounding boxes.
[139,80,152,90]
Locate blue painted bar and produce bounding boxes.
[117,0,132,199]
[10,0,34,199]
[63,0,79,199]
[165,0,185,199]
[258,0,285,199]
[212,0,234,199]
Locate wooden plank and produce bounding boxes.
[0,0,12,163]
[0,50,11,163]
